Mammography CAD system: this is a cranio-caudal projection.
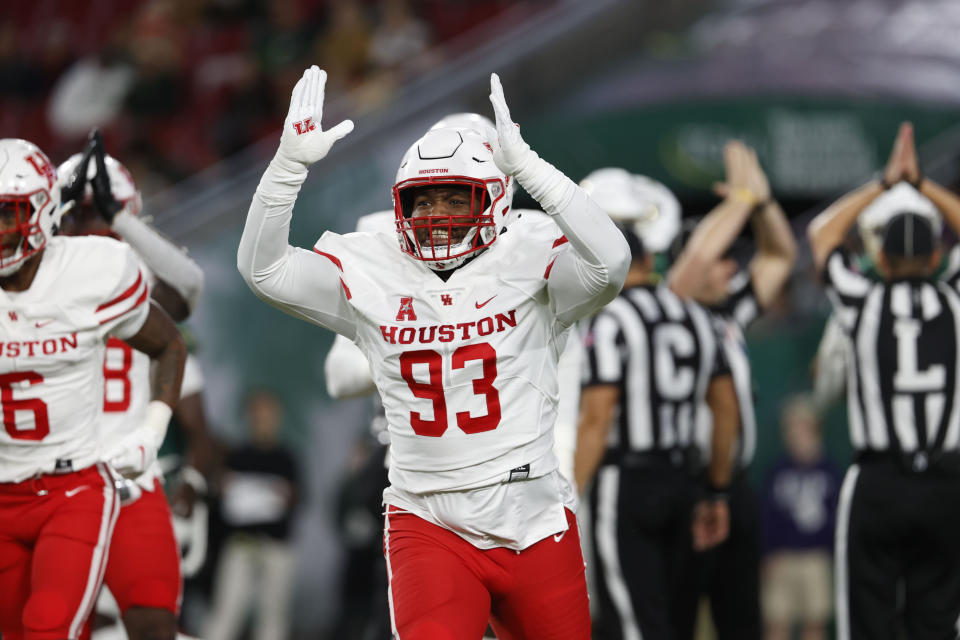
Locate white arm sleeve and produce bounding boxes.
[543,187,631,326]
[511,152,629,327]
[237,155,357,339]
[324,334,376,399]
[111,210,205,311]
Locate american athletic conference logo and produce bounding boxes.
[396,297,417,321]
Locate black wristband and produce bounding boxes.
[911,173,925,190]
[705,480,730,502]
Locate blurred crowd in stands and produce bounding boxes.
[0,0,525,198]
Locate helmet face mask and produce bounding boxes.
[393,128,510,271]
[0,139,60,277]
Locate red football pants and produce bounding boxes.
[102,478,182,614]
[0,463,119,640]
[384,505,591,640]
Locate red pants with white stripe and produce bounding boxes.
[99,478,182,615]
[0,463,119,640]
[384,506,591,640]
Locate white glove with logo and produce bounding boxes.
[108,400,172,479]
[276,65,354,171]
[486,73,575,214]
[109,437,157,479]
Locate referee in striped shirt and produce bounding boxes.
[808,122,960,640]
[574,204,740,640]
[670,140,797,640]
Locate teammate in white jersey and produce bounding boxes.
[239,66,630,638]
[0,138,185,640]
[57,131,204,640]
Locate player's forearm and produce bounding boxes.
[573,421,608,493]
[752,200,796,263]
[807,181,884,272]
[238,162,358,337]
[238,155,307,284]
[112,210,205,312]
[518,155,629,289]
[749,201,797,307]
[919,178,960,238]
[151,335,187,409]
[705,375,739,489]
[669,198,754,298]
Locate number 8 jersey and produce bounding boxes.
[0,236,150,482]
[315,213,573,494]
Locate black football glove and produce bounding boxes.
[89,129,124,224]
[59,136,95,214]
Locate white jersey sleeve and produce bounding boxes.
[324,334,376,399]
[237,178,357,339]
[94,242,151,340]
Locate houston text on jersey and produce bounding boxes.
[380,309,517,344]
[0,334,79,357]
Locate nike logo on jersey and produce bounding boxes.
[34,320,54,328]
[65,486,89,498]
[553,530,566,543]
[475,296,497,309]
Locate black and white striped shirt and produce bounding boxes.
[825,247,960,456]
[582,283,727,453]
[708,269,760,467]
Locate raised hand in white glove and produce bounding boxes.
[487,72,575,214]
[277,65,354,170]
[486,73,535,177]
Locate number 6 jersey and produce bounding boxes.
[0,236,150,482]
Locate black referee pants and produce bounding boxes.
[588,461,699,640]
[836,459,960,640]
[673,472,761,640]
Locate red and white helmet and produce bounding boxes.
[0,139,60,276]
[393,127,511,271]
[57,151,142,217]
[580,167,681,254]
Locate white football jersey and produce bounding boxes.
[0,236,150,482]
[99,266,159,488]
[314,212,573,494]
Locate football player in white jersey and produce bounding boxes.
[324,112,583,484]
[0,138,185,640]
[239,66,630,638]
[57,132,204,640]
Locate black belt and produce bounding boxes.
[602,447,701,472]
[855,449,960,475]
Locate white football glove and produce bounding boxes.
[109,437,157,479]
[277,65,354,169]
[486,73,535,177]
[108,400,172,478]
[486,72,574,214]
